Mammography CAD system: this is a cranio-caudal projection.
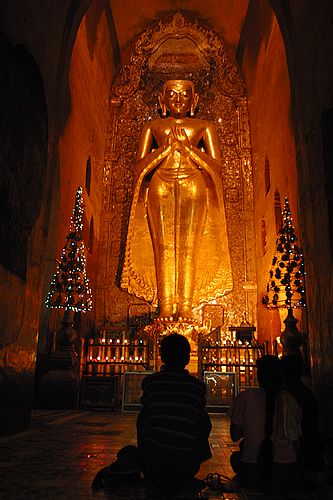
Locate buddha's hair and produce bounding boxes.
[162,80,195,93]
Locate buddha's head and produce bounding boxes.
[159,80,199,118]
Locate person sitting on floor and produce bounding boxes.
[92,333,212,494]
[281,355,323,469]
[229,355,302,492]
[137,333,212,490]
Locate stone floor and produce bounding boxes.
[0,410,332,499]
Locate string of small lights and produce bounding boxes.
[262,197,306,310]
[45,186,92,312]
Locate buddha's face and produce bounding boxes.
[162,80,196,118]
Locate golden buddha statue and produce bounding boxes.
[121,80,232,319]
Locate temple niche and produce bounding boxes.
[96,13,257,336]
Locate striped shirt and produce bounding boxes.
[138,368,211,460]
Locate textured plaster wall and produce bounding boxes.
[0,0,96,433]
[241,11,301,347]
[0,0,114,431]
[41,4,115,366]
[286,1,333,433]
[57,8,114,276]
[0,0,73,126]
[242,0,333,434]
[0,33,48,432]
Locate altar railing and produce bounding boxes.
[81,324,267,409]
[198,338,268,390]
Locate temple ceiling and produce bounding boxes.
[109,0,250,57]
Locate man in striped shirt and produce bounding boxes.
[137,333,212,489]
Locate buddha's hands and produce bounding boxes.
[170,125,191,150]
[167,126,192,156]
[172,125,191,146]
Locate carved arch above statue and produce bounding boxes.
[112,11,246,100]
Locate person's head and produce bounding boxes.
[159,333,191,369]
[159,80,199,118]
[281,355,303,383]
[256,355,282,391]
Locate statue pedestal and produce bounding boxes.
[35,314,80,409]
[280,308,304,357]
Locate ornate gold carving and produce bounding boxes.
[112,12,245,100]
[202,304,225,329]
[97,12,255,331]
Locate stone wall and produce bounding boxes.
[286,1,333,433]
[241,0,333,433]
[0,0,115,432]
[239,3,302,344]
[0,33,48,432]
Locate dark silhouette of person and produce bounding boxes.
[230,355,302,492]
[137,333,212,490]
[281,355,321,468]
[92,333,211,494]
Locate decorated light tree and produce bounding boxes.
[38,187,92,409]
[45,186,92,315]
[262,197,306,355]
